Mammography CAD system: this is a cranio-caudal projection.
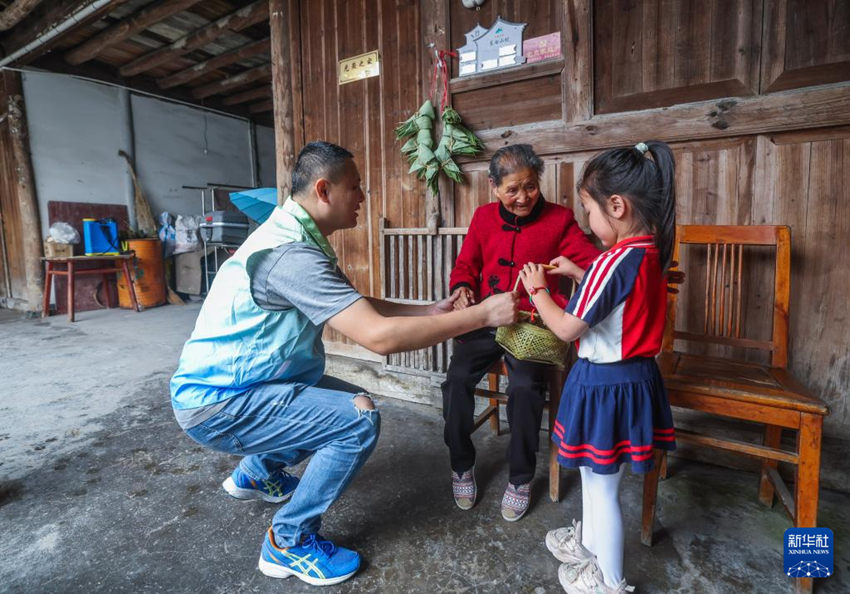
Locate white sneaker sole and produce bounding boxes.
[222,476,292,504]
[545,533,592,564]
[258,558,358,586]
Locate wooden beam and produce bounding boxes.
[65,0,204,66]
[269,0,294,200]
[477,82,850,156]
[3,72,42,310]
[118,0,268,77]
[248,99,273,114]
[222,84,271,105]
[0,0,44,32]
[563,0,592,123]
[32,52,254,120]
[191,63,271,99]
[157,37,270,89]
[1,0,130,65]
[421,0,450,232]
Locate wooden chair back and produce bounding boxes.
[662,225,791,369]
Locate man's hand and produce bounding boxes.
[548,256,585,282]
[450,286,476,311]
[479,291,519,327]
[430,290,461,315]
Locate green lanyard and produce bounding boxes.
[281,197,338,266]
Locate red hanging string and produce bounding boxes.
[430,49,458,112]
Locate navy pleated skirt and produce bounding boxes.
[552,357,676,475]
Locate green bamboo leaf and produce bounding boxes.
[416,128,433,148]
[418,99,436,119]
[415,115,434,130]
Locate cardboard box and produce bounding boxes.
[44,240,73,258]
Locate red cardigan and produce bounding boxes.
[449,198,600,311]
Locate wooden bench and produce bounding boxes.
[640,225,829,594]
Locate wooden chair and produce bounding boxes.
[472,359,566,502]
[640,225,828,594]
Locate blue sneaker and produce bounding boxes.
[258,528,361,586]
[222,467,298,503]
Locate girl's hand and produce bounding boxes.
[449,286,476,310]
[519,263,547,293]
[548,256,585,282]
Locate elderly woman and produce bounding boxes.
[443,144,600,521]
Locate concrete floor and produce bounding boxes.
[1,304,847,593]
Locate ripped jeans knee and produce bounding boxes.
[351,393,381,452]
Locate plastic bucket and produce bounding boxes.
[118,238,166,309]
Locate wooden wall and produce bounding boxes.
[289,0,850,434]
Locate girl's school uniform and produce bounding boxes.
[552,235,676,474]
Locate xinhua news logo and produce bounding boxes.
[784,527,833,579]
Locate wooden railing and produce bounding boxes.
[379,219,467,376]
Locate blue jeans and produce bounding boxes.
[184,376,381,547]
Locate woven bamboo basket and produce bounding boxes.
[495,277,569,367]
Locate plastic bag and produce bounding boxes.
[158,211,176,258]
[48,222,80,244]
[173,215,200,255]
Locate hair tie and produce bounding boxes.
[634,142,649,154]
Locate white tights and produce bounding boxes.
[579,465,626,587]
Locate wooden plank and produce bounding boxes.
[248,99,273,114]
[118,0,269,77]
[221,85,271,105]
[449,59,565,93]
[191,63,271,99]
[65,0,204,65]
[157,37,270,89]
[667,390,803,426]
[5,72,42,309]
[563,0,591,122]
[674,428,798,464]
[0,0,44,32]
[2,0,131,65]
[477,83,850,156]
[270,0,294,200]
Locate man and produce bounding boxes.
[170,141,518,586]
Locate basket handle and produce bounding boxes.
[512,263,555,292]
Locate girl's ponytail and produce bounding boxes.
[578,139,677,271]
[645,141,676,270]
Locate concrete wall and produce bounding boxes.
[22,71,276,235]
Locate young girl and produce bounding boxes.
[519,140,677,593]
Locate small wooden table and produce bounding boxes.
[42,254,140,322]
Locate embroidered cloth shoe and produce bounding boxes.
[452,467,476,510]
[501,481,531,521]
[546,519,594,564]
[222,467,299,503]
[258,528,360,586]
[558,558,635,594]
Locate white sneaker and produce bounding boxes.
[546,519,594,564]
[558,558,634,594]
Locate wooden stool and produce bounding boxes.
[472,359,566,502]
[42,254,141,322]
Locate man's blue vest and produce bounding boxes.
[170,198,338,410]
